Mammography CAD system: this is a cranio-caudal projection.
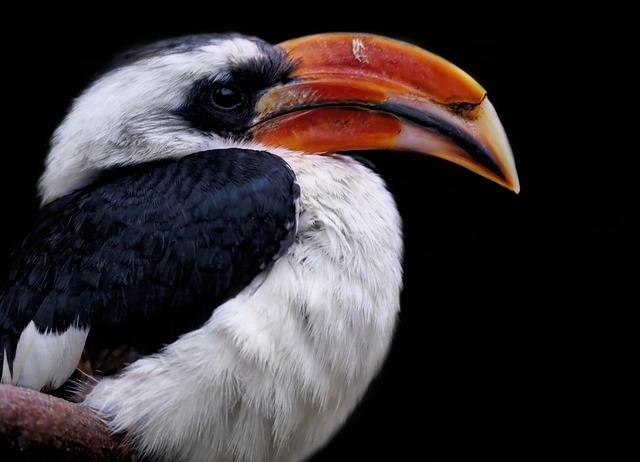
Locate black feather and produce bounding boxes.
[0,149,299,375]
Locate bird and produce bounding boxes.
[0,32,519,461]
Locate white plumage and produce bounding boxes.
[84,151,403,461]
[3,321,89,390]
[39,37,262,205]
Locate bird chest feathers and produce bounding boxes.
[83,152,404,462]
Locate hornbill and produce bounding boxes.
[0,33,519,461]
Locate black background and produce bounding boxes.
[0,7,633,461]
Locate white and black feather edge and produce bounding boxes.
[1,148,299,389]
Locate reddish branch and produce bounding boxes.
[0,384,132,461]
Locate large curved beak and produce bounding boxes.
[251,33,519,193]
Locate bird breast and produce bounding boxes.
[83,152,403,462]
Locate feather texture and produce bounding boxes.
[85,152,403,462]
[1,149,299,389]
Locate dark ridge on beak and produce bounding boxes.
[252,99,505,182]
[379,101,505,180]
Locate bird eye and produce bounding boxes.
[211,85,244,110]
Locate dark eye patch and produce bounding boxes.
[175,77,254,138]
[176,45,296,138]
[229,44,296,89]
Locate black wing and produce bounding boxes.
[0,149,299,385]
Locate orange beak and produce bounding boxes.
[251,33,519,193]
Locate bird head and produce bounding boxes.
[39,33,519,204]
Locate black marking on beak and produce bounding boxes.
[379,101,505,180]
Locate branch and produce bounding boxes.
[0,384,132,461]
